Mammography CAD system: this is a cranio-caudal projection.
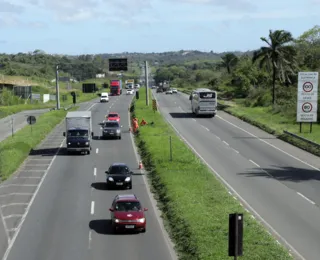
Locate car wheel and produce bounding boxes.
[118,136,121,140]
[112,225,117,234]
[128,183,132,189]
[87,150,90,155]
[141,228,146,233]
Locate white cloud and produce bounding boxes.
[0,0,25,13]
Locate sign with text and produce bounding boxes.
[297,72,318,122]
[108,58,128,71]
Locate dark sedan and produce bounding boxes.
[106,163,133,189]
[101,121,122,139]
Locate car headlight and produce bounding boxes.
[108,177,114,181]
[115,219,120,223]
[116,129,120,133]
[68,142,71,145]
[137,218,145,223]
[85,142,89,145]
[125,177,131,182]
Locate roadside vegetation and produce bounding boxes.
[0,107,77,181]
[131,87,292,260]
[153,26,320,156]
[0,50,140,117]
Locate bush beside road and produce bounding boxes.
[131,88,292,260]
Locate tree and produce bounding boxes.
[220,53,239,74]
[252,30,297,105]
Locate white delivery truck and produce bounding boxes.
[63,111,93,154]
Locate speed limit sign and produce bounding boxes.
[302,82,313,92]
[302,102,312,113]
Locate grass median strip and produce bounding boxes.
[221,104,320,157]
[0,107,76,181]
[132,88,292,260]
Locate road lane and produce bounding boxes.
[4,94,175,260]
[154,90,320,260]
[89,94,175,260]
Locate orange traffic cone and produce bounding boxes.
[138,161,143,169]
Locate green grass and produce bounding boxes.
[0,92,98,119]
[132,88,292,260]
[0,107,77,181]
[222,101,320,156]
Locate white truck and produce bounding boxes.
[189,88,217,117]
[63,111,93,154]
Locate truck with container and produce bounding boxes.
[126,79,134,89]
[63,111,93,154]
[110,80,122,95]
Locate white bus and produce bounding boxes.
[189,88,217,117]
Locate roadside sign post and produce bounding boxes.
[297,72,318,133]
[26,115,36,134]
[228,213,243,259]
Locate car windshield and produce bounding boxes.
[109,165,130,174]
[115,201,141,212]
[108,114,118,118]
[104,122,119,128]
[67,130,88,137]
[199,92,215,99]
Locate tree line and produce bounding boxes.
[153,25,320,114]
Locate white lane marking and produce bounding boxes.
[91,201,95,215]
[93,168,97,176]
[88,230,92,249]
[201,125,209,131]
[222,141,229,146]
[0,193,33,197]
[1,203,28,208]
[2,102,97,260]
[216,136,221,140]
[3,214,24,220]
[96,148,99,154]
[192,119,196,121]
[232,149,239,153]
[127,101,178,260]
[155,101,305,260]
[179,106,184,111]
[249,159,260,167]
[297,192,316,205]
[0,184,37,188]
[216,115,320,172]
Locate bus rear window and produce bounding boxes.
[200,92,215,99]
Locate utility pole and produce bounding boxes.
[55,65,60,110]
[145,61,149,106]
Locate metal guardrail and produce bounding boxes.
[283,130,320,148]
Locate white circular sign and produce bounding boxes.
[302,102,312,113]
[303,82,313,92]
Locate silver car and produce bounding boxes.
[101,121,122,140]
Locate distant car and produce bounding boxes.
[101,121,122,139]
[105,163,133,189]
[100,92,109,102]
[109,194,148,233]
[107,112,120,122]
[126,89,134,95]
[172,88,177,93]
[166,89,173,94]
[156,88,163,93]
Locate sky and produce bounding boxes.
[0,0,319,54]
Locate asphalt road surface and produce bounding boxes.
[154,90,320,260]
[0,108,51,143]
[2,94,176,260]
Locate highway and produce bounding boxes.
[2,93,176,260]
[153,90,320,260]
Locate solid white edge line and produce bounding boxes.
[249,159,260,168]
[93,168,97,176]
[222,141,229,146]
[91,201,95,215]
[2,102,97,260]
[95,148,99,154]
[297,192,316,205]
[127,96,178,260]
[216,115,320,171]
[153,92,306,260]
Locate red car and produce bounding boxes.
[109,194,148,233]
[107,112,120,122]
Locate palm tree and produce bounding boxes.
[221,53,238,74]
[252,30,297,104]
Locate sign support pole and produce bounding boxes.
[55,65,60,110]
